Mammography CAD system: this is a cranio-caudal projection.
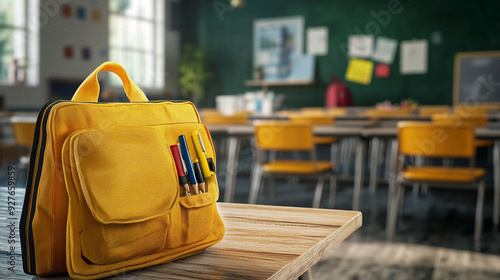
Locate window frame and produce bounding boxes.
[0,0,30,85]
[108,0,165,90]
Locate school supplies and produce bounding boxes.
[178,134,199,195]
[193,160,206,193]
[170,144,191,196]
[192,130,215,177]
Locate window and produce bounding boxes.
[109,0,165,89]
[0,0,38,85]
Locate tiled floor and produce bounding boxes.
[1,142,499,279]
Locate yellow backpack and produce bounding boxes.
[20,62,225,279]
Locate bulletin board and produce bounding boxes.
[454,51,500,105]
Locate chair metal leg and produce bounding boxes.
[344,138,355,176]
[412,183,420,197]
[494,140,500,227]
[268,177,275,202]
[313,175,325,208]
[224,136,241,203]
[329,173,337,208]
[331,142,339,170]
[387,181,401,241]
[249,166,263,204]
[369,137,381,194]
[398,185,405,216]
[475,180,485,252]
[353,138,366,211]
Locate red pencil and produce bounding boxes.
[170,145,190,196]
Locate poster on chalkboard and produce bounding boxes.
[373,37,398,64]
[348,35,374,58]
[253,16,304,81]
[400,40,428,75]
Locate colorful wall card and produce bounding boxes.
[62,4,72,18]
[76,6,86,20]
[82,47,91,60]
[400,40,428,74]
[348,35,374,58]
[64,46,73,59]
[307,27,328,56]
[375,63,391,78]
[372,37,398,64]
[92,9,101,22]
[345,58,374,85]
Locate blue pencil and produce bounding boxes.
[178,135,199,194]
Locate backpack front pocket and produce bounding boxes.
[65,127,178,265]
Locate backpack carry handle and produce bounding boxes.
[72,61,149,102]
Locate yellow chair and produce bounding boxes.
[200,109,250,125]
[289,114,336,144]
[248,122,337,208]
[300,107,326,115]
[326,107,347,117]
[418,105,450,117]
[10,117,37,166]
[387,122,486,251]
[364,108,413,118]
[432,113,492,148]
[453,105,491,117]
[289,114,338,166]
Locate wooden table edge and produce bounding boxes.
[274,210,362,280]
[216,203,363,280]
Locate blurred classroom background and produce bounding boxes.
[1,1,500,279]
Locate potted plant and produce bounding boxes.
[178,45,212,105]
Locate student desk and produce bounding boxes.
[31,203,362,279]
[208,124,368,208]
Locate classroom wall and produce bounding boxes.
[181,0,500,108]
[2,0,180,110]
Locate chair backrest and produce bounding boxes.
[289,114,334,125]
[200,109,249,125]
[254,122,314,151]
[431,112,487,127]
[418,105,450,117]
[453,106,491,117]
[326,107,347,116]
[365,108,412,118]
[398,121,475,158]
[11,117,36,148]
[300,107,325,115]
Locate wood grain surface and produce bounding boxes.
[110,203,362,280]
[34,203,361,280]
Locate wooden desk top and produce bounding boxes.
[36,203,360,280]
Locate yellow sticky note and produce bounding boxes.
[345,58,374,85]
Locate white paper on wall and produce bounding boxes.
[348,35,374,58]
[400,39,428,74]
[307,27,328,55]
[372,37,398,64]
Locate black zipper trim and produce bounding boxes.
[20,101,60,274]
